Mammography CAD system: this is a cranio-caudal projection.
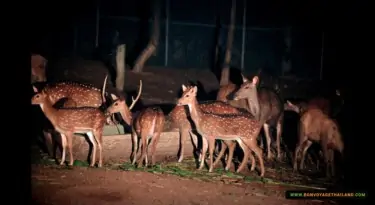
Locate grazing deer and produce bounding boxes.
[167,98,255,171]
[31,91,106,167]
[292,108,344,177]
[177,85,266,176]
[31,54,47,83]
[233,75,284,161]
[107,80,166,166]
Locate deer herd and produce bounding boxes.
[31,54,345,179]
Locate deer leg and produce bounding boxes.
[236,139,250,173]
[150,132,162,166]
[321,143,331,178]
[263,124,273,160]
[178,128,189,163]
[293,141,304,172]
[208,137,217,172]
[66,133,74,166]
[225,141,236,171]
[245,140,265,177]
[137,132,148,167]
[93,130,103,168]
[328,149,335,177]
[299,140,313,170]
[213,141,228,169]
[276,120,283,161]
[198,136,209,170]
[131,129,138,165]
[43,131,54,157]
[86,132,97,167]
[59,134,67,166]
[189,130,202,162]
[249,151,256,171]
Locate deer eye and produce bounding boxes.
[114,102,118,106]
[245,86,250,89]
[36,95,40,98]
[185,94,190,97]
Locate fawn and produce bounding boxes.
[233,75,284,161]
[31,54,47,83]
[177,85,266,176]
[286,102,344,177]
[31,91,107,167]
[107,80,166,167]
[166,94,256,171]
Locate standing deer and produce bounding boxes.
[292,108,344,178]
[233,75,284,161]
[167,91,256,171]
[31,91,106,167]
[107,80,166,167]
[177,85,266,176]
[31,54,47,83]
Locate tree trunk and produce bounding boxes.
[133,0,161,73]
[220,0,237,86]
[115,44,126,91]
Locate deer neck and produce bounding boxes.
[187,98,203,131]
[246,92,261,121]
[39,99,59,128]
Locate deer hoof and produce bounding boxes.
[178,156,183,163]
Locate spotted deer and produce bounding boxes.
[233,75,284,161]
[292,108,344,178]
[107,80,166,166]
[168,101,255,171]
[31,54,47,83]
[177,85,266,176]
[31,91,106,167]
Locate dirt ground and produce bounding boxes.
[32,164,333,205]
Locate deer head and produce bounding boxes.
[177,85,197,106]
[107,80,142,126]
[31,91,48,105]
[31,54,47,83]
[233,75,259,101]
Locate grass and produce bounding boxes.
[33,153,327,191]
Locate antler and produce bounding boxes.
[129,80,142,110]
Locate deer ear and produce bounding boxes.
[111,94,118,100]
[241,74,249,83]
[252,76,259,85]
[192,86,198,94]
[286,100,294,106]
[182,84,187,92]
[32,85,38,93]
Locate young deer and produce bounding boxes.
[107,80,166,167]
[177,85,266,176]
[233,75,284,161]
[31,91,106,167]
[31,54,47,83]
[293,108,344,178]
[167,102,255,171]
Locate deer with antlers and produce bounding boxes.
[177,85,265,176]
[232,75,284,161]
[31,91,107,167]
[106,80,166,166]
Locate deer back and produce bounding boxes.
[168,101,253,130]
[257,87,284,126]
[134,107,165,135]
[40,82,105,108]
